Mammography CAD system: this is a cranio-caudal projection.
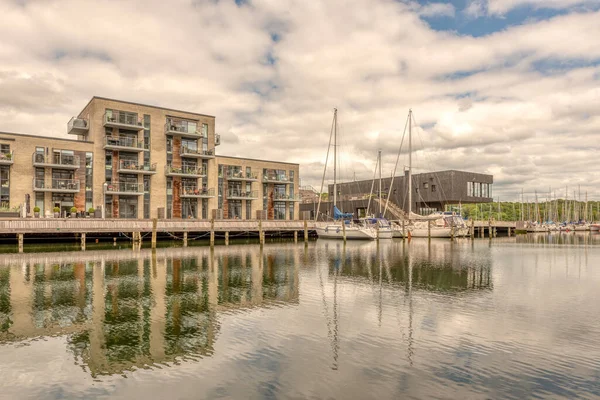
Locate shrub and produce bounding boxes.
[33,206,40,213]
[53,207,60,213]
[88,207,95,214]
[70,207,77,213]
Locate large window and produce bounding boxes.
[246,200,252,220]
[289,203,294,220]
[0,166,9,208]
[143,175,151,219]
[182,198,197,219]
[85,152,93,211]
[274,202,285,220]
[119,196,137,219]
[35,192,44,216]
[228,200,242,219]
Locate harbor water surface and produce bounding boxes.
[1,234,599,399]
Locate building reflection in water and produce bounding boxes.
[0,246,300,377]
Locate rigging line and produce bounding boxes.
[366,150,379,217]
[384,112,409,218]
[315,110,336,222]
[411,111,450,211]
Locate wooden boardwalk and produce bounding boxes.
[0,218,322,234]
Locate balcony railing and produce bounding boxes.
[103,111,144,130]
[104,182,145,195]
[67,117,89,135]
[165,165,206,177]
[0,151,14,165]
[227,189,258,199]
[32,153,80,169]
[104,136,145,152]
[165,122,205,139]
[33,178,80,193]
[273,193,302,201]
[215,134,221,146]
[181,187,216,198]
[180,146,214,158]
[263,174,290,183]
[226,171,258,181]
[118,160,157,174]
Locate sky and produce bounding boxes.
[0,0,599,201]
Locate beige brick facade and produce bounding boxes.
[1,97,300,220]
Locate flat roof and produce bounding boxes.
[78,96,216,119]
[0,131,94,144]
[216,154,299,166]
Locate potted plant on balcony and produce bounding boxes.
[33,206,40,218]
[70,206,77,218]
[53,206,60,218]
[88,207,95,218]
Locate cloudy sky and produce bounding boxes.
[1,0,599,200]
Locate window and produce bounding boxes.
[0,144,10,154]
[143,175,151,219]
[289,170,295,182]
[228,200,242,219]
[86,152,93,211]
[423,182,429,189]
[289,203,294,220]
[35,192,44,216]
[431,184,436,192]
[166,136,173,153]
[274,202,285,220]
[246,200,252,220]
[0,166,10,208]
[202,123,208,137]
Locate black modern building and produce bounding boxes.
[300,170,493,220]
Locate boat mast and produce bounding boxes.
[333,108,337,208]
[378,149,382,216]
[408,109,412,216]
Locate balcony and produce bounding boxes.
[67,117,89,135]
[33,178,80,193]
[273,193,302,202]
[0,151,14,165]
[165,121,205,139]
[262,174,291,184]
[32,153,80,169]
[103,111,144,131]
[104,182,145,196]
[181,187,215,199]
[118,160,157,175]
[227,189,258,200]
[180,146,215,159]
[165,165,206,178]
[215,134,221,146]
[226,171,258,181]
[103,136,145,152]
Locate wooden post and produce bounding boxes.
[451,223,454,241]
[303,220,308,243]
[81,233,86,251]
[225,231,229,246]
[508,227,511,237]
[402,220,406,241]
[17,233,23,253]
[428,220,431,239]
[376,224,379,241]
[342,220,346,243]
[488,220,492,239]
[113,237,117,246]
[151,218,157,249]
[258,220,264,245]
[183,231,188,247]
[470,219,475,239]
[210,219,215,247]
[294,231,298,243]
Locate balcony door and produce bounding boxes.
[119,196,138,219]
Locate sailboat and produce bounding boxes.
[362,149,393,239]
[315,109,377,240]
[398,109,468,238]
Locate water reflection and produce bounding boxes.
[0,246,299,377]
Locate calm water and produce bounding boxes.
[1,234,599,399]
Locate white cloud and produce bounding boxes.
[0,0,599,200]
[419,2,456,17]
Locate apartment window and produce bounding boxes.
[0,144,10,154]
[274,202,285,220]
[423,182,429,189]
[246,200,252,220]
[228,200,242,219]
[182,198,197,219]
[143,175,151,219]
[202,123,208,137]
[105,195,113,218]
[202,198,208,219]
[289,203,294,220]
[166,177,173,219]
[246,167,251,178]
[35,192,44,216]
[289,170,295,182]
[431,184,436,192]
[263,183,268,211]
[85,152,93,211]
[0,166,10,208]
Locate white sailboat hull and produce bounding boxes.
[409,227,467,238]
[316,225,376,240]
